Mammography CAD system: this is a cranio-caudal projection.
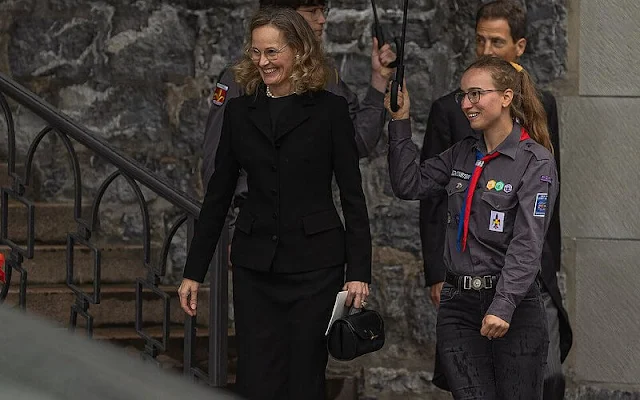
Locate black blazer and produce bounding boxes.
[184,89,372,284]
[420,89,572,362]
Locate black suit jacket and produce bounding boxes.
[184,89,372,284]
[420,90,572,363]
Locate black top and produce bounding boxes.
[184,90,372,283]
[268,94,297,136]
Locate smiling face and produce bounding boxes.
[460,68,512,132]
[251,24,295,96]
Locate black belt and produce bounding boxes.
[445,271,499,291]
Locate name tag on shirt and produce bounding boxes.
[489,210,505,232]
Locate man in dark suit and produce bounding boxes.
[420,1,572,398]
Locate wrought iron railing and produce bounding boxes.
[0,71,228,386]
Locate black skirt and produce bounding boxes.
[232,265,344,400]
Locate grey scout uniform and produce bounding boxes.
[202,68,386,190]
[388,119,558,323]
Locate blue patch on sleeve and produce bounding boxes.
[533,193,548,217]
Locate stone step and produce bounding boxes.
[0,244,151,284]
[94,324,236,373]
[0,201,91,244]
[3,284,211,327]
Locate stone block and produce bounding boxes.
[579,0,640,96]
[573,239,640,384]
[558,96,640,239]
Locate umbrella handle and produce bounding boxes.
[390,80,400,112]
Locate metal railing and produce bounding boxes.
[0,71,228,386]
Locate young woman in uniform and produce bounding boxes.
[385,56,556,399]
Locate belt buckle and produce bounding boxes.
[484,275,493,289]
[463,276,484,290]
[462,276,484,290]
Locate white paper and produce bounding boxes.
[325,290,349,335]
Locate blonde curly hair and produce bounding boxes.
[233,7,331,95]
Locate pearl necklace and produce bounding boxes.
[266,85,294,98]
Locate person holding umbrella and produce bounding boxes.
[385,55,556,399]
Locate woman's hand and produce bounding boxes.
[480,314,510,339]
[178,278,200,317]
[343,281,370,309]
[384,81,410,121]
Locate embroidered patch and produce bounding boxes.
[533,193,548,217]
[495,181,505,192]
[489,210,505,232]
[503,183,513,194]
[486,180,496,190]
[451,170,471,180]
[211,82,229,106]
[540,175,553,184]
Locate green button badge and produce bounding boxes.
[495,181,504,191]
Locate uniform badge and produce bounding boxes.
[486,180,496,190]
[211,82,229,106]
[533,193,548,217]
[495,181,504,192]
[489,210,505,232]
[503,184,513,194]
[540,175,553,184]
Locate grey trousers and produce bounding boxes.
[542,291,565,400]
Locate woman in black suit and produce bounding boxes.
[177,7,372,400]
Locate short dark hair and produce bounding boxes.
[259,0,325,9]
[476,0,527,42]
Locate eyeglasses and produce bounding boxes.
[248,44,288,62]
[298,6,330,20]
[455,89,503,105]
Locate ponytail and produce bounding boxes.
[511,67,553,153]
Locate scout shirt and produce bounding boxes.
[388,119,558,324]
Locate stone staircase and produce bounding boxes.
[0,162,216,372]
[0,162,358,399]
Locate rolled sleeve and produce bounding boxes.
[487,155,558,323]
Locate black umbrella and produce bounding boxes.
[390,0,409,112]
[370,0,398,68]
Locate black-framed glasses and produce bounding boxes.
[248,44,288,62]
[455,89,503,105]
[298,6,330,20]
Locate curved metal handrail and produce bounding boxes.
[0,72,201,217]
[0,71,228,386]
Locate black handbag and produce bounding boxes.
[326,308,385,361]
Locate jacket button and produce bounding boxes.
[275,142,281,149]
[271,189,277,196]
[271,165,277,172]
[271,235,278,241]
[272,212,278,219]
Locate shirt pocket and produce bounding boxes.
[478,191,519,247]
[445,180,468,227]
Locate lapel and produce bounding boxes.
[274,91,315,142]
[247,89,273,142]
[246,87,318,144]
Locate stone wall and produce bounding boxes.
[0,0,570,398]
[560,0,640,398]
